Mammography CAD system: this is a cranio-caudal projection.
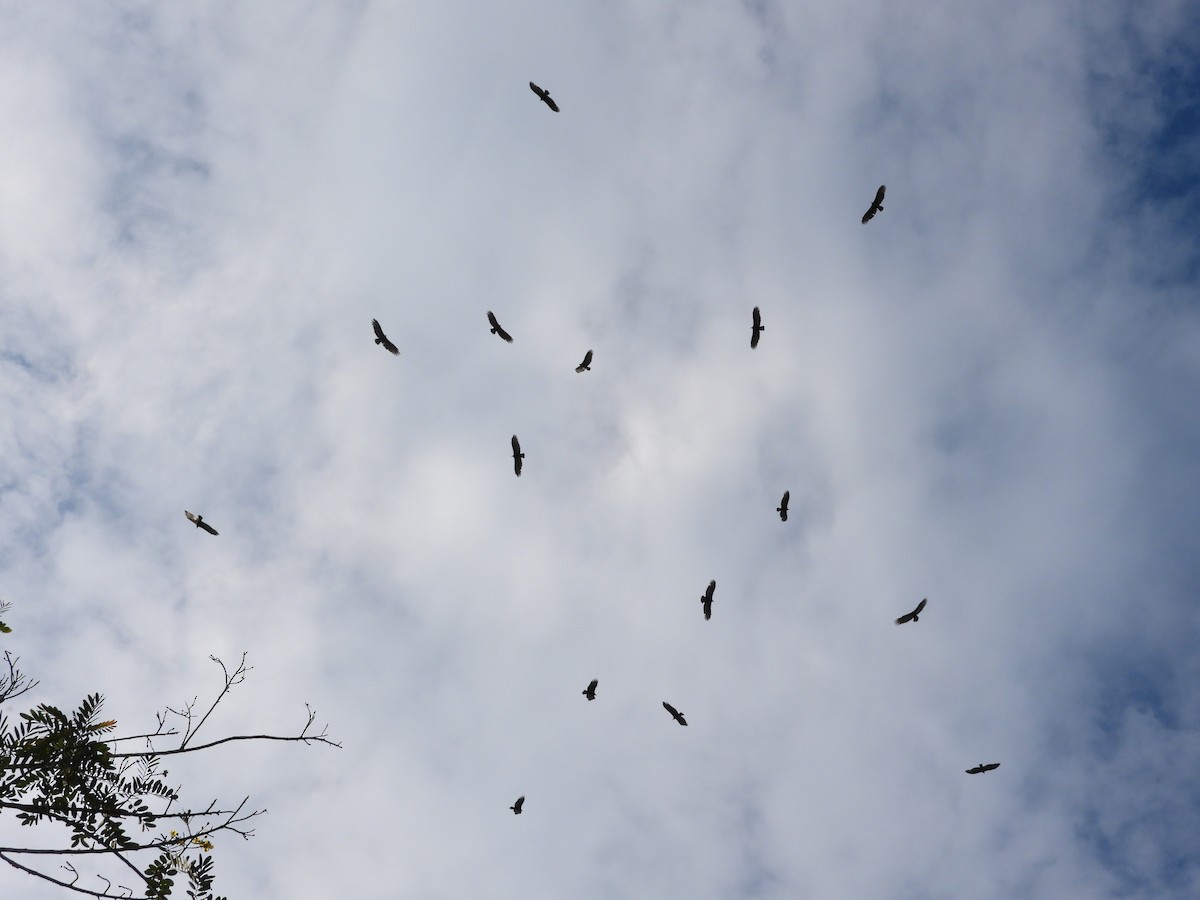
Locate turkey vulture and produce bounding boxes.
[663,701,688,726]
[575,350,593,373]
[966,763,1000,775]
[700,580,716,621]
[371,319,399,355]
[861,185,886,223]
[583,679,598,701]
[184,511,218,535]
[487,311,514,343]
[511,435,524,476]
[777,491,790,522]
[751,307,764,348]
[529,81,559,112]
[894,598,927,625]
[510,795,525,814]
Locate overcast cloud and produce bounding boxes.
[1,1,1198,898]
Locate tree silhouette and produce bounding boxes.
[1,608,337,900]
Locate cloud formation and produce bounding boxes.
[1,2,1198,898]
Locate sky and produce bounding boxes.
[1,1,1199,898]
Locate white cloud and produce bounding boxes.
[1,1,1198,898]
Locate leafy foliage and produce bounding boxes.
[0,634,336,900]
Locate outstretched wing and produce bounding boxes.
[575,350,593,373]
[663,701,679,717]
[512,795,525,812]
[185,511,219,535]
[512,435,523,476]
[983,763,1000,772]
[751,307,762,348]
[862,184,886,223]
[372,319,400,355]
[488,311,514,342]
[585,679,598,699]
[966,766,984,774]
[529,81,559,112]
[895,598,926,625]
[778,491,790,521]
[705,580,716,602]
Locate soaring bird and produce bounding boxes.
[371,319,399,355]
[861,185,886,223]
[662,701,688,726]
[184,511,219,535]
[575,350,593,373]
[583,679,598,701]
[511,435,525,477]
[700,580,716,621]
[894,598,927,625]
[751,307,764,348]
[510,796,525,814]
[777,491,790,522]
[529,81,559,112]
[966,763,1001,775]
[487,311,514,343]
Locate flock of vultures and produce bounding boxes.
[185,80,1000,818]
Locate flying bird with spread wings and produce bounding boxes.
[487,311,514,343]
[184,511,219,535]
[862,185,886,223]
[511,435,524,477]
[583,679,598,701]
[529,81,559,112]
[751,307,764,348]
[894,598,927,625]
[371,319,399,355]
[700,580,716,621]
[966,763,1000,775]
[510,796,525,814]
[575,350,593,373]
[777,491,790,522]
[662,701,688,726]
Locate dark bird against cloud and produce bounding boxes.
[894,598,927,625]
[371,318,399,355]
[751,306,764,348]
[861,184,886,223]
[184,510,219,535]
[510,795,525,814]
[965,763,1001,775]
[511,435,524,477]
[583,679,598,701]
[529,81,559,112]
[662,701,688,726]
[700,579,716,621]
[575,349,593,373]
[488,311,514,343]
[777,491,790,522]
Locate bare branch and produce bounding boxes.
[110,728,341,759]
[0,650,39,705]
[2,852,133,899]
[179,654,249,750]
